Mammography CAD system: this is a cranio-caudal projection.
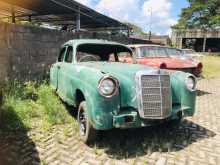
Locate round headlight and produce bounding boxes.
[185,76,196,91]
[98,76,118,97]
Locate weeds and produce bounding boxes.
[0,81,73,131]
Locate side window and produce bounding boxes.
[118,51,133,63]
[64,46,73,63]
[58,47,66,62]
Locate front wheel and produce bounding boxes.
[77,101,97,144]
[167,114,183,127]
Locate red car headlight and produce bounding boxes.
[197,63,203,71]
[194,62,203,76]
[160,63,167,69]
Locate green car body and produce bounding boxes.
[50,39,196,134]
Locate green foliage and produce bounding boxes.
[174,0,220,29]
[125,22,146,35]
[0,81,73,131]
[36,84,71,125]
[17,21,42,27]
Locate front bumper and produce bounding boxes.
[113,106,193,129]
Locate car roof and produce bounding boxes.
[128,44,162,48]
[63,39,129,48]
[128,44,182,50]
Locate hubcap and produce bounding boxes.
[79,111,86,136]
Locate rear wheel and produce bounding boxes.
[77,101,97,144]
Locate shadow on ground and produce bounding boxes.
[0,105,40,165]
[65,104,216,160]
[94,120,215,159]
[197,90,212,96]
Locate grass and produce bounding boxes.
[0,81,74,131]
[201,54,220,79]
[0,55,219,133]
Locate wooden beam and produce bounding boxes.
[11,6,15,23]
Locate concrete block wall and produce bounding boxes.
[0,22,149,81]
[0,22,75,81]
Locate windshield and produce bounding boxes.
[165,48,183,56]
[76,44,132,62]
[137,46,169,58]
[182,49,195,54]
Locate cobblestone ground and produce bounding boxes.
[1,78,220,165]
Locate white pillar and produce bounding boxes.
[76,8,80,32]
[202,37,206,52]
[178,38,183,49]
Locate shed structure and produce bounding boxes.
[0,0,128,31]
[171,28,220,52]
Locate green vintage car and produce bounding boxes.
[50,39,197,144]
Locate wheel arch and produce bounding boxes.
[75,89,85,109]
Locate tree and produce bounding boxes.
[125,22,146,35]
[174,0,220,29]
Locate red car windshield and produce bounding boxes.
[137,46,169,58]
[166,48,183,56]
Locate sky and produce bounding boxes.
[75,0,189,35]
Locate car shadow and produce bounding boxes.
[0,105,40,165]
[63,104,216,160]
[197,90,212,96]
[94,120,215,159]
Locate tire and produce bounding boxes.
[168,118,182,126]
[77,101,97,144]
[167,115,183,127]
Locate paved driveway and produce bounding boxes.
[0,78,220,165]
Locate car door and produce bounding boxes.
[50,46,66,90]
[56,46,67,98]
[60,45,75,104]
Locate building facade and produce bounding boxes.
[171,28,220,52]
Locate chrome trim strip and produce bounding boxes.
[159,75,163,117]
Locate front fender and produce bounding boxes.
[67,65,120,130]
[171,71,196,116]
[76,81,120,130]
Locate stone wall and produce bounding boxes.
[0,22,149,81]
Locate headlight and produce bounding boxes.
[98,76,118,97]
[185,76,196,91]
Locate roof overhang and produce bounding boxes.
[0,0,128,30]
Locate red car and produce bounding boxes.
[119,45,203,77]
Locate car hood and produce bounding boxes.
[79,62,160,108]
[137,57,199,69]
[79,62,156,78]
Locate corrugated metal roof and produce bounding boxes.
[0,0,128,29]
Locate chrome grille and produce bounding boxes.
[136,73,172,119]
